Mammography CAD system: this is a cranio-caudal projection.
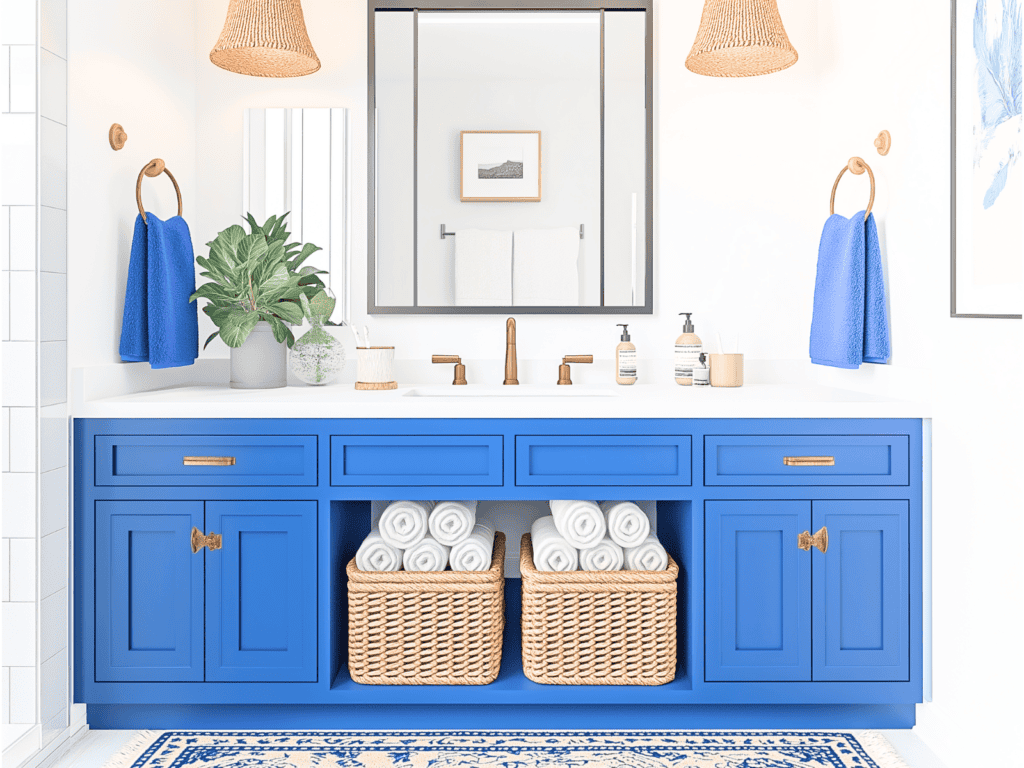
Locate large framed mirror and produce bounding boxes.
[368,0,652,314]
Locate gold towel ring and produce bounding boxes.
[136,158,182,224]
[830,156,875,221]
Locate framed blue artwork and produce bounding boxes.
[951,0,1022,318]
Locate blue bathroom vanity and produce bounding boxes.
[73,407,924,730]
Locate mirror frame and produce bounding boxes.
[367,0,654,314]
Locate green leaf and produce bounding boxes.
[262,313,294,345]
[217,309,261,348]
[208,225,247,268]
[202,331,220,350]
[190,282,238,305]
[265,299,304,325]
[235,233,269,273]
[301,289,336,324]
[288,242,322,271]
[255,263,292,303]
[244,212,262,235]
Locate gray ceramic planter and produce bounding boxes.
[229,321,287,389]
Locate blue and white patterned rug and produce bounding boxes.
[107,730,909,768]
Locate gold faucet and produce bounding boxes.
[504,318,519,385]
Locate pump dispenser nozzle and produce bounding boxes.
[679,313,694,333]
[617,323,630,342]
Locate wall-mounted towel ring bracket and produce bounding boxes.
[108,123,128,151]
[440,223,584,240]
[830,156,875,221]
[136,158,183,224]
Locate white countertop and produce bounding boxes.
[72,360,929,420]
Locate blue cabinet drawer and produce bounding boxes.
[704,435,910,486]
[95,435,318,487]
[330,435,504,486]
[516,435,692,486]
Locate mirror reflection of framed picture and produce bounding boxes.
[460,130,542,202]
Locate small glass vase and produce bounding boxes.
[289,319,346,386]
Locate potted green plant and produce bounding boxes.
[190,213,326,389]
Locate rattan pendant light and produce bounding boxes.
[210,0,321,78]
[685,0,798,78]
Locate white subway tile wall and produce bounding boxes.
[3,0,70,744]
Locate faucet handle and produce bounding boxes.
[557,354,593,385]
[432,355,467,385]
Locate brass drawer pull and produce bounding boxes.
[783,456,835,466]
[183,456,236,466]
[798,526,828,554]
[191,526,223,553]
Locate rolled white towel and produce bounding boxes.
[355,529,402,572]
[579,536,624,572]
[378,500,434,549]
[549,500,606,549]
[402,534,450,572]
[449,523,496,572]
[600,500,651,549]
[428,500,478,546]
[624,534,669,571]
[531,516,579,572]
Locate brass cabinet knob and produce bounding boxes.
[557,355,593,385]
[797,526,828,554]
[191,526,223,553]
[432,355,467,385]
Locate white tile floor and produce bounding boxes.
[45,728,947,768]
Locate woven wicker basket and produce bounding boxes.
[347,531,505,685]
[520,532,677,685]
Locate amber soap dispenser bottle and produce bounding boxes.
[674,313,703,386]
[616,324,637,385]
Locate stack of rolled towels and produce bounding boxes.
[531,500,668,572]
[355,500,496,572]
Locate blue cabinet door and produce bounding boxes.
[705,501,811,682]
[205,501,318,682]
[95,501,204,682]
[812,500,909,681]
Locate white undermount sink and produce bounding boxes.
[403,385,618,398]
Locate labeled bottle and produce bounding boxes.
[616,324,637,385]
[674,312,703,386]
[693,352,711,386]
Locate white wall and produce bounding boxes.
[67,0,198,370]
[64,0,1022,764]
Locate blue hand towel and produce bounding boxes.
[809,211,890,369]
[119,213,198,368]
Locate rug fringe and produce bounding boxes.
[100,731,162,768]
[855,731,912,768]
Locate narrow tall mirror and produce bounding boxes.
[244,107,351,323]
[369,1,652,314]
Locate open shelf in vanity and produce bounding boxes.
[74,417,923,729]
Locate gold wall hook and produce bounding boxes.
[874,130,891,156]
[797,526,828,554]
[191,526,223,553]
[108,123,127,151]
